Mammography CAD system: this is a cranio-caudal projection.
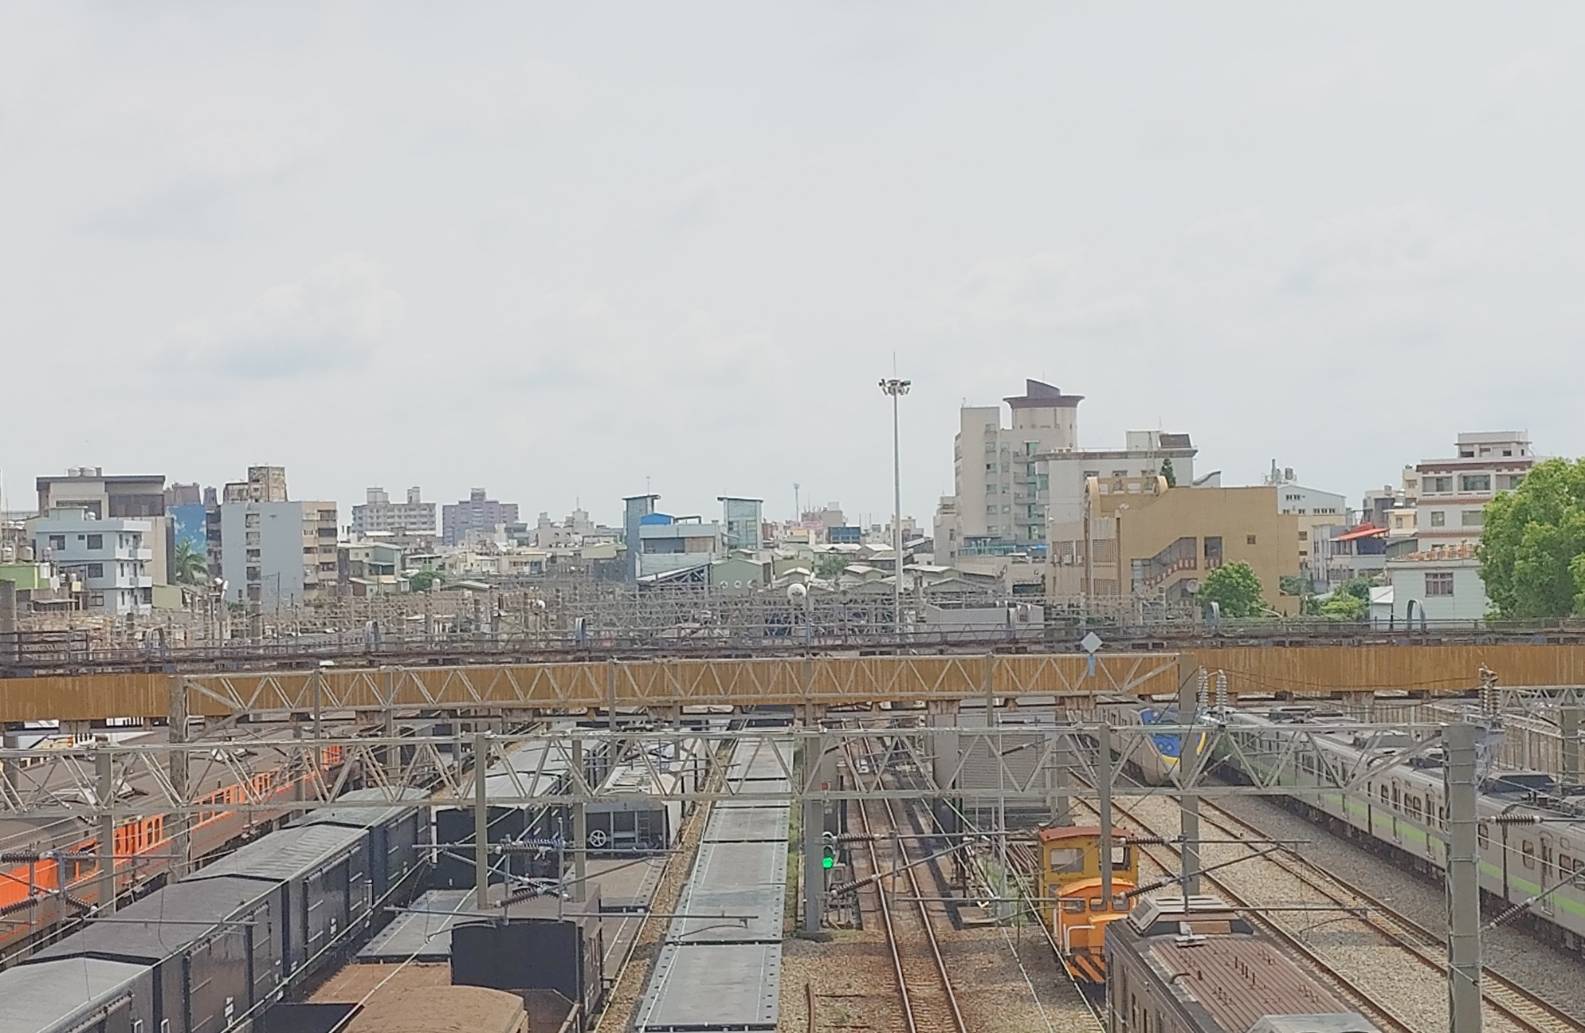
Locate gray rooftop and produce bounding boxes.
[0,957,150,1033]
[32,875,274,964]
[192,823,365,883]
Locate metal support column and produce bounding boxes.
[1097,719,1114,904]
[1445,722,1483,1033]
[1561,705,1581,785]
[168,677,190,878]
[96,747,117,914]
[473,732,490,903]
[1179,668,1202,896]
[572,736,588,901]
[801,713,825,934]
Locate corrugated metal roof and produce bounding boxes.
[0,957,151,1033]
[192,824,364,883]
[1149,936,1349,1030]
[32,875,274,963]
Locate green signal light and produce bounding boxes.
[821,854,835,869]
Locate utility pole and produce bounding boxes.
[168,677,190,878]
[1097,720,1114,905]
[878,376,911,641]
[802,725,825,935]
[96,747,117,914]
[1445,722,1483,1033]
[473,732,490,903]
[571,736,588,901]
[1179,668,1203,896]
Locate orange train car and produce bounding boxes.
[0,742,347,961]
[1036,824,1140,983]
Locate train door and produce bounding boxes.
[1539,833,1557,917]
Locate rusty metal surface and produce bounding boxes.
[1,643,1581,723]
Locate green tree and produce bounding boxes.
[1337,576,1374,602]
[1479,458,1585,618]
[1160,458,1177,487]
[1316,592,1368,620]
[172,540,209,585]
[409,568,446,592]
[813,554,848,579]
[1199,562,1265,618]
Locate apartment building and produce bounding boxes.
[719,496,764,552]
[219,500,338,607]
[36,468,170,585]
[636,514,723,577]
[943,379,1082,551]
[352,486,436,535]
[442,488,519,546]
[1384,543,1488,622]
[1046,478,1301,614]
[29,509,153,615]
[1410,432,1536,546]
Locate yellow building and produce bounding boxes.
[1047,477,1301,615]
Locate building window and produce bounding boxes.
[89,593,104,607]
[1246,534,1257,545]
[1425,475,1453,493]
[1461,511,1484,527]
[1429,511,1446,527]
[1425,571,1454,597]
[1298,530,1308,541]
[1460,474,1491,493]
[86,534,102,550]
[48,535,66,551]
[86,563,103,578]
[1204,536,1223,569]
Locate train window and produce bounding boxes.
[1061,899,1084,913]
[1522,842,1536,869]
[1391,783,1401,807]
[1113,894,1129,911]
[1379,785,1389,804]
[1478,823,1490,848]
[1049,847,1085,873]
[1111,845,1131,869]
[1090,896,1105,911]
[1562,853,1574,874]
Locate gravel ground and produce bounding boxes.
[780,791,1100,1033]
[1118,791,1552,1033]
[1210,789,1585,1023]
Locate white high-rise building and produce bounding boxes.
[941,379,1083,552]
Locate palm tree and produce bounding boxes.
[172,539,210,585]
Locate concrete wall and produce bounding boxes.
[1387,560,1488,621]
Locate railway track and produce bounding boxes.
[1075,773,1580,1033]
[1192,793,1583,1033]
[1067,783,1420,1033]
[847,737,968,1033]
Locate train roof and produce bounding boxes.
[343,985,526,1033]
[29,875,273,964]
[190,823,365,883]
[1113,897,1377,1033]
[0,956,151,1033]
[297,786,430,830]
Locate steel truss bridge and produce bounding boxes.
[5,640,1585,726]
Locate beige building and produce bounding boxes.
[223,465,288,503]
[35,468,170,586]
[1408,432,1536,547]
[1047,477,1301,615]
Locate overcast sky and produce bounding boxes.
[5,4,1583,526]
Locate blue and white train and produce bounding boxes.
[1215,705,1585,952]
[1097,698,1211,786]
